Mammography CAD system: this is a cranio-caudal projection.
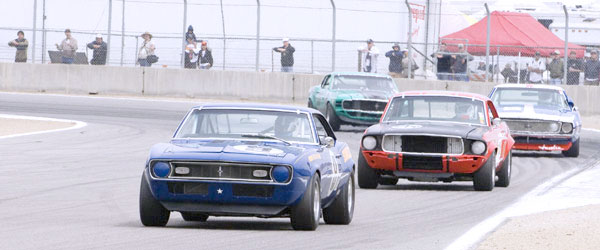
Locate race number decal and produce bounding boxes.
[327,150,342,196]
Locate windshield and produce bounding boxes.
[332,75,397,92]
[383,96,487,125]
[491,88,569,109]
[175,109,316,143]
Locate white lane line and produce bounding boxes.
[446,128,600,250]
[0,114,87,139]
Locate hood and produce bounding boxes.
[336,89,395,101]
[497,104,576,123]
[149,139,307,164]
[366,121,488,139]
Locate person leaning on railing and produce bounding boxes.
[55,29,78,64]
[8,30,28,63]
[547,50,564,85]
[567,51,583,85]
[583,50,600,86]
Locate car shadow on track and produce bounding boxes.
[122,218,297,231]
[373,183,476,192]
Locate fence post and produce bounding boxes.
[405,0,413,79]
[484,3,490,83]
[330,0,336,71]
[107,0,113,65]
[220,0,226,70]
[41,0,46,63]
[311,40,314,74]
[120,0,125,66]
[563,5,569,85]
[32,0,37,63]
[181,0,187,68]
[256,0,260,71]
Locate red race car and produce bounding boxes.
[358,91,515,191]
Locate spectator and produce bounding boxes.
[385,43,403,78]
[528,51,545,84]
[198,41,213,69]
[583,50,600,86]
[8,30,28,63]
[567,51,583,85]
[137,32,156,67]
[401,50,418,78]
[184,37,199,69]
[358,39,380,73]
[186,25,197,43]
[501,63,518,83]
[547,50,564,85]
[87,34,108,65]
[432,43,451,80]
[450,44,472,81]
[273,38,295,72]
[55,29,78,64]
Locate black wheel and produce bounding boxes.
[181,212,209,222]
[326,104,342,131]
[378,177,399,186]
[496,151,512,187]
[323,170,355,225]
[473,152,496,191]
[290,173,321,231]
[139,173,170,226]
[562,139,580,157]
[357,151,379,189]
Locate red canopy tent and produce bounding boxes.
[441,11,585,57]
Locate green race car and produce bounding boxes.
[308,72,399,131]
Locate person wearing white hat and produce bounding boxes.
[547,50,564,85]
[87,33,108,65]
[273,38,295,72]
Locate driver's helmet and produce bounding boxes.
[274,115,300,140]
[455,102,475,120]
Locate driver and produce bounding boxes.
[538,91,554,106]
[454,102,475,121]
[274,115,300,140]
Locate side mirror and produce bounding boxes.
[321,137,335,148]
[492,118,502,126]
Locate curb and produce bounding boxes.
[0,114,87,140]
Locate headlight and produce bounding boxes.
[271,166,292,183]
[152,162,171,178]
[561,123,573,134]
[471,141,486,155]
[362,136,377,150]
[549,122,559,132]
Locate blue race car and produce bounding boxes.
[139,103,355,230]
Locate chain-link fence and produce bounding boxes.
[2,0,599,84]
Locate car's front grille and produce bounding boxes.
[168,183,209,195]
[170,162,273,182]
[342,100,387,112]
[505,119,560,133]
[382,135,463,155]
[346,111,381,119]
[232,184,274,198]
[402,155,443,170]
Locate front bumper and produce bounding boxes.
[362,150,487,175]
[145,169,309,216]
[511,133,575,151]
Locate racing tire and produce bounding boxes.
[323,170,355,225]
[495,151,512,187]
[290,173,321,231]
[139,173,170,226]
[181,212,209,222]
[378,177,399,186]
[473,152,496,191]
[357,152,379,189]
[562,139,580,157]
[326,104,342,131]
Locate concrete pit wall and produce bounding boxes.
[0,62,598,116]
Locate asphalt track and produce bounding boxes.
[1,92,600,250]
